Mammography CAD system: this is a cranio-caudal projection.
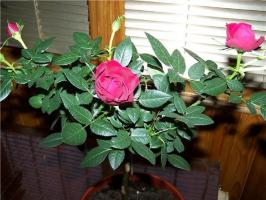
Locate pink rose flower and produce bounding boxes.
[95,60,140,105]
[226,22,265,52]
[7,22,19,37]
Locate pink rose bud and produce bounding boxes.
[95,60,140,105]
[7,22,19,37]
[226,22,265,52]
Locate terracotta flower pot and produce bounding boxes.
[81,172,184,200]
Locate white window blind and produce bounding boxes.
[125,0,266,88]
[1,0,89,54]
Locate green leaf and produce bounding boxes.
[90,119,117,136]
[63,70,88,91]
[97,139,112,149]
[35,37,54,53]
[140,53,162,69]
[246,101,257,115]
[0,79,12,102]
[41,92,61,114]
[60,90,79,108]
[250,92,266,106]
[186,105,205,114]
[40,133,62,148]
[28,94,45,109]
[149,136,162,149]
[260,105,266,120]
[108,150,125,170]
[81,146,111,168]
[168,154,190,170]
[68,105,92,125]
[114,37,132,66]
[229,93,242,104]
[73,32,90,44]
[126,108,141,124]
[145,33,172,66]
[21,49,34,59]
[171,49,186,74]
[153,74,169,93]
[142,111,154,122]
[139,90,172,108]
[203,78,227,96]
[75,92,93,105]
[131,128,149,144]
[108,116,123,128]
[131,141,156,165]
[53,53,79,65]
[36,72,54,90]
[190,81,205,94]
[111,130,131,149]
[227,79,244,92]
[173,136,184,153]
[183,113,214,126]
[173,93,186,114]
[167,69,185,84]
[188,62,205,80]
[62,122,87,145]
[129,59,144,71]
[32,53,53,63]
[15,71,31,84]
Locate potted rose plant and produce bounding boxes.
[1,17,265,199]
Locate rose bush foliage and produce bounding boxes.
[1,19,266,171]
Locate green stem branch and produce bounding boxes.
[228,52,243,80]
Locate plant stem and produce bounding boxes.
[121,162,130,200]
[2,60,16,73]
[228,52,243,80]
[107,30,116,60]
[19,39,28,49]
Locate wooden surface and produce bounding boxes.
[88,0,125,48]
[192,108,266,200]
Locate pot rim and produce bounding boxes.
[81,172,184,200]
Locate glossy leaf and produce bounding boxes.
[53,53,79,65]
[173,136,184,153]
[60,90,79,108]
[203,78,227,96]
[68,105,92,125]
[114,37,132,66]
[227,79,244,92]
[90,119,117,136]
[145,33,172,66]
[171,49,186,74]
[131,141,156,165]
[81,146,111,168]
[140,53,162,69]
[111,130,131,149]
[250,91,266,106]
[139,90,172,108]
[131,128,149,144]
[40,133,62,148]
[188,62,205,80]
[62,122,87,145]
[108,150,125,170]
[173,93,186,114]
[63,70,88,91]
[168,154,190,170]
[73,32,90,44]
[0,79,12,102]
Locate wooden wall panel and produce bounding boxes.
[88,0,125,48]
[194,108,266,200]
